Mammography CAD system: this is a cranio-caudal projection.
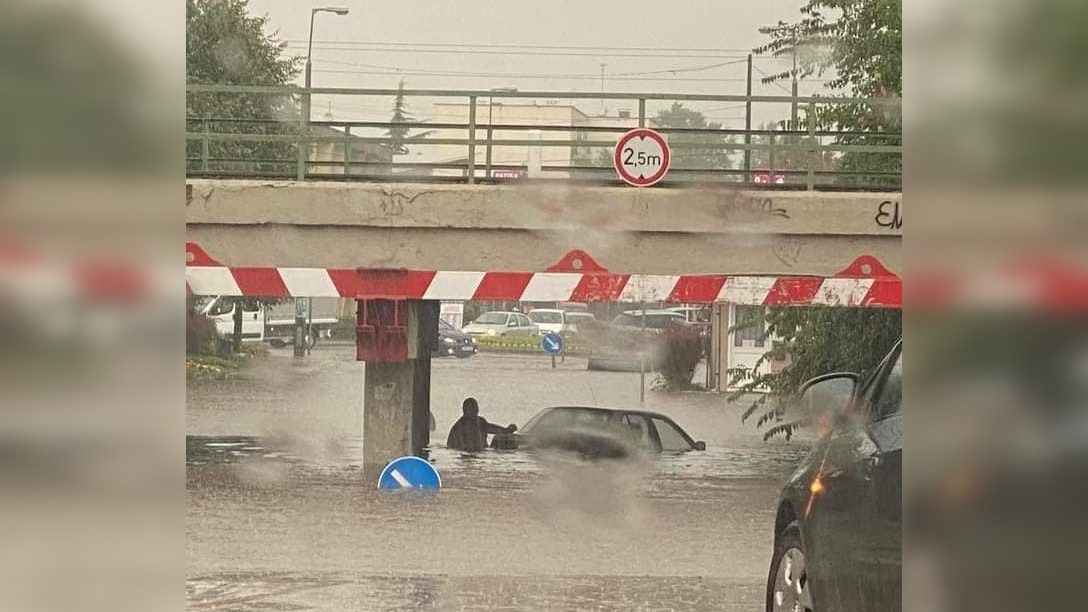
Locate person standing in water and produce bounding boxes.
[446,397,516,452]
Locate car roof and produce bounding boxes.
[479,311,521,315]
[528,308,563,313]
[620,309,685,316]
[541,405,678,420]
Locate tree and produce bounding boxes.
[652,103,736,172]
[186,0,301,175]
[734,0,903,439]
[385,80,433,157]
[755,0,901,188]
[728,307,901,440]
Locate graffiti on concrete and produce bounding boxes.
[874,200,902,230]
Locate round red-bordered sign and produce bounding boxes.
[613,128,671,187]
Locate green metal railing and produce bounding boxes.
[186,85,901,190]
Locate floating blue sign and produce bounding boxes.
[378,456,441,491]
[541,332,564,355]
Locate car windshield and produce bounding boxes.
[474,313,508,325]
[439,319,456,331]
[530,311,563,324]
[524,408,611,433]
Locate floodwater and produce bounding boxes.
[187,345,810,611]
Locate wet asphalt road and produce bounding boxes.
[187,344,809,611]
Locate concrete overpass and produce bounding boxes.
[186,179,901,478]
[186,179,901,278]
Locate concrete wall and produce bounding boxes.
[186,180,901,277]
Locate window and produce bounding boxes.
[871,353,902,421]
[734,306,766,348]
[652,418,692,452]
[475,312,509,325]
[207,300,234,316]
[619,414,658,450]
[529,311,563,324]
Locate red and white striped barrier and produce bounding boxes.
[185,242,902,308]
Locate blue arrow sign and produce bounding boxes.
[541,332,564,355]
[378,456,441,491]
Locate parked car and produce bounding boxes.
[610,309,688,331]
[494,406,706,458]
[765,340,902,612]
[462,311,539,338]
[434,319,477,358]
[564,311,597,334]
[527,308,568,335]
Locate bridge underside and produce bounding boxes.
[186,180,902,305]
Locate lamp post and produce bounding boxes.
[486,87,517,179]
[295,6,348,359]
[299,6,349,179]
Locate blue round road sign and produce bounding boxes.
[541,332,564,355]
[378,456,441,491]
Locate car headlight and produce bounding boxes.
[442,337,456,344]
[486,329,497,336]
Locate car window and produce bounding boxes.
[619,414,658,450]
[207,300,233,316]
[475,312,508,325]
[518,315,532,327]
[871,353,902,421]
[530,311,563,324]
[528,408,609,433]
[652,418,691,452]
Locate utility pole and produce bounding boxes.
[791,52,799,130]
[296,6,348,359]
[744,54,753,184]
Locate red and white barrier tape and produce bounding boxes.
[185,243,902,308]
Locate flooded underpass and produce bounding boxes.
[187,345,809,611]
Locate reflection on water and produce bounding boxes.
[188,346,811,611]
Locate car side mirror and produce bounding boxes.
[799,372,860,425]
[694,441,706,451]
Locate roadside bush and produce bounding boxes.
[186,310,218,355]
[656,324,704,389]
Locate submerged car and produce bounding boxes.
[434,319,477,358]
[766,340,902,612]
[495,406,705,458]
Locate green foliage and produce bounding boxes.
[652,103,736,171]
[755,0,901,187]
[385,80,433,156]
[728,307,901,440]
[186,0,301,174]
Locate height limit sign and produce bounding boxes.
[613,128,671,187]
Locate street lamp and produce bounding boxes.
[295,6,348,358]
[486,87,517,179]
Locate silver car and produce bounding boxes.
[462,311,539,338]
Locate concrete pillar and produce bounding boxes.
[361,300,438,479]
[710,302,732,392]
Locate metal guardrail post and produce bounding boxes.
[806,101,817,190]
[343,125,352,175]
[638,99,646,128]
[467,95,477,184]
[769,131,776,181]
[297,89,309,181]
[201,119,210,172]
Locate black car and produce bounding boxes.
[434,319,477,358]
[766,340,902,612]
[497,406,706,458]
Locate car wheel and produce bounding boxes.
[767,522,814,612]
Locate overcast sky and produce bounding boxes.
[246,0,826,126]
